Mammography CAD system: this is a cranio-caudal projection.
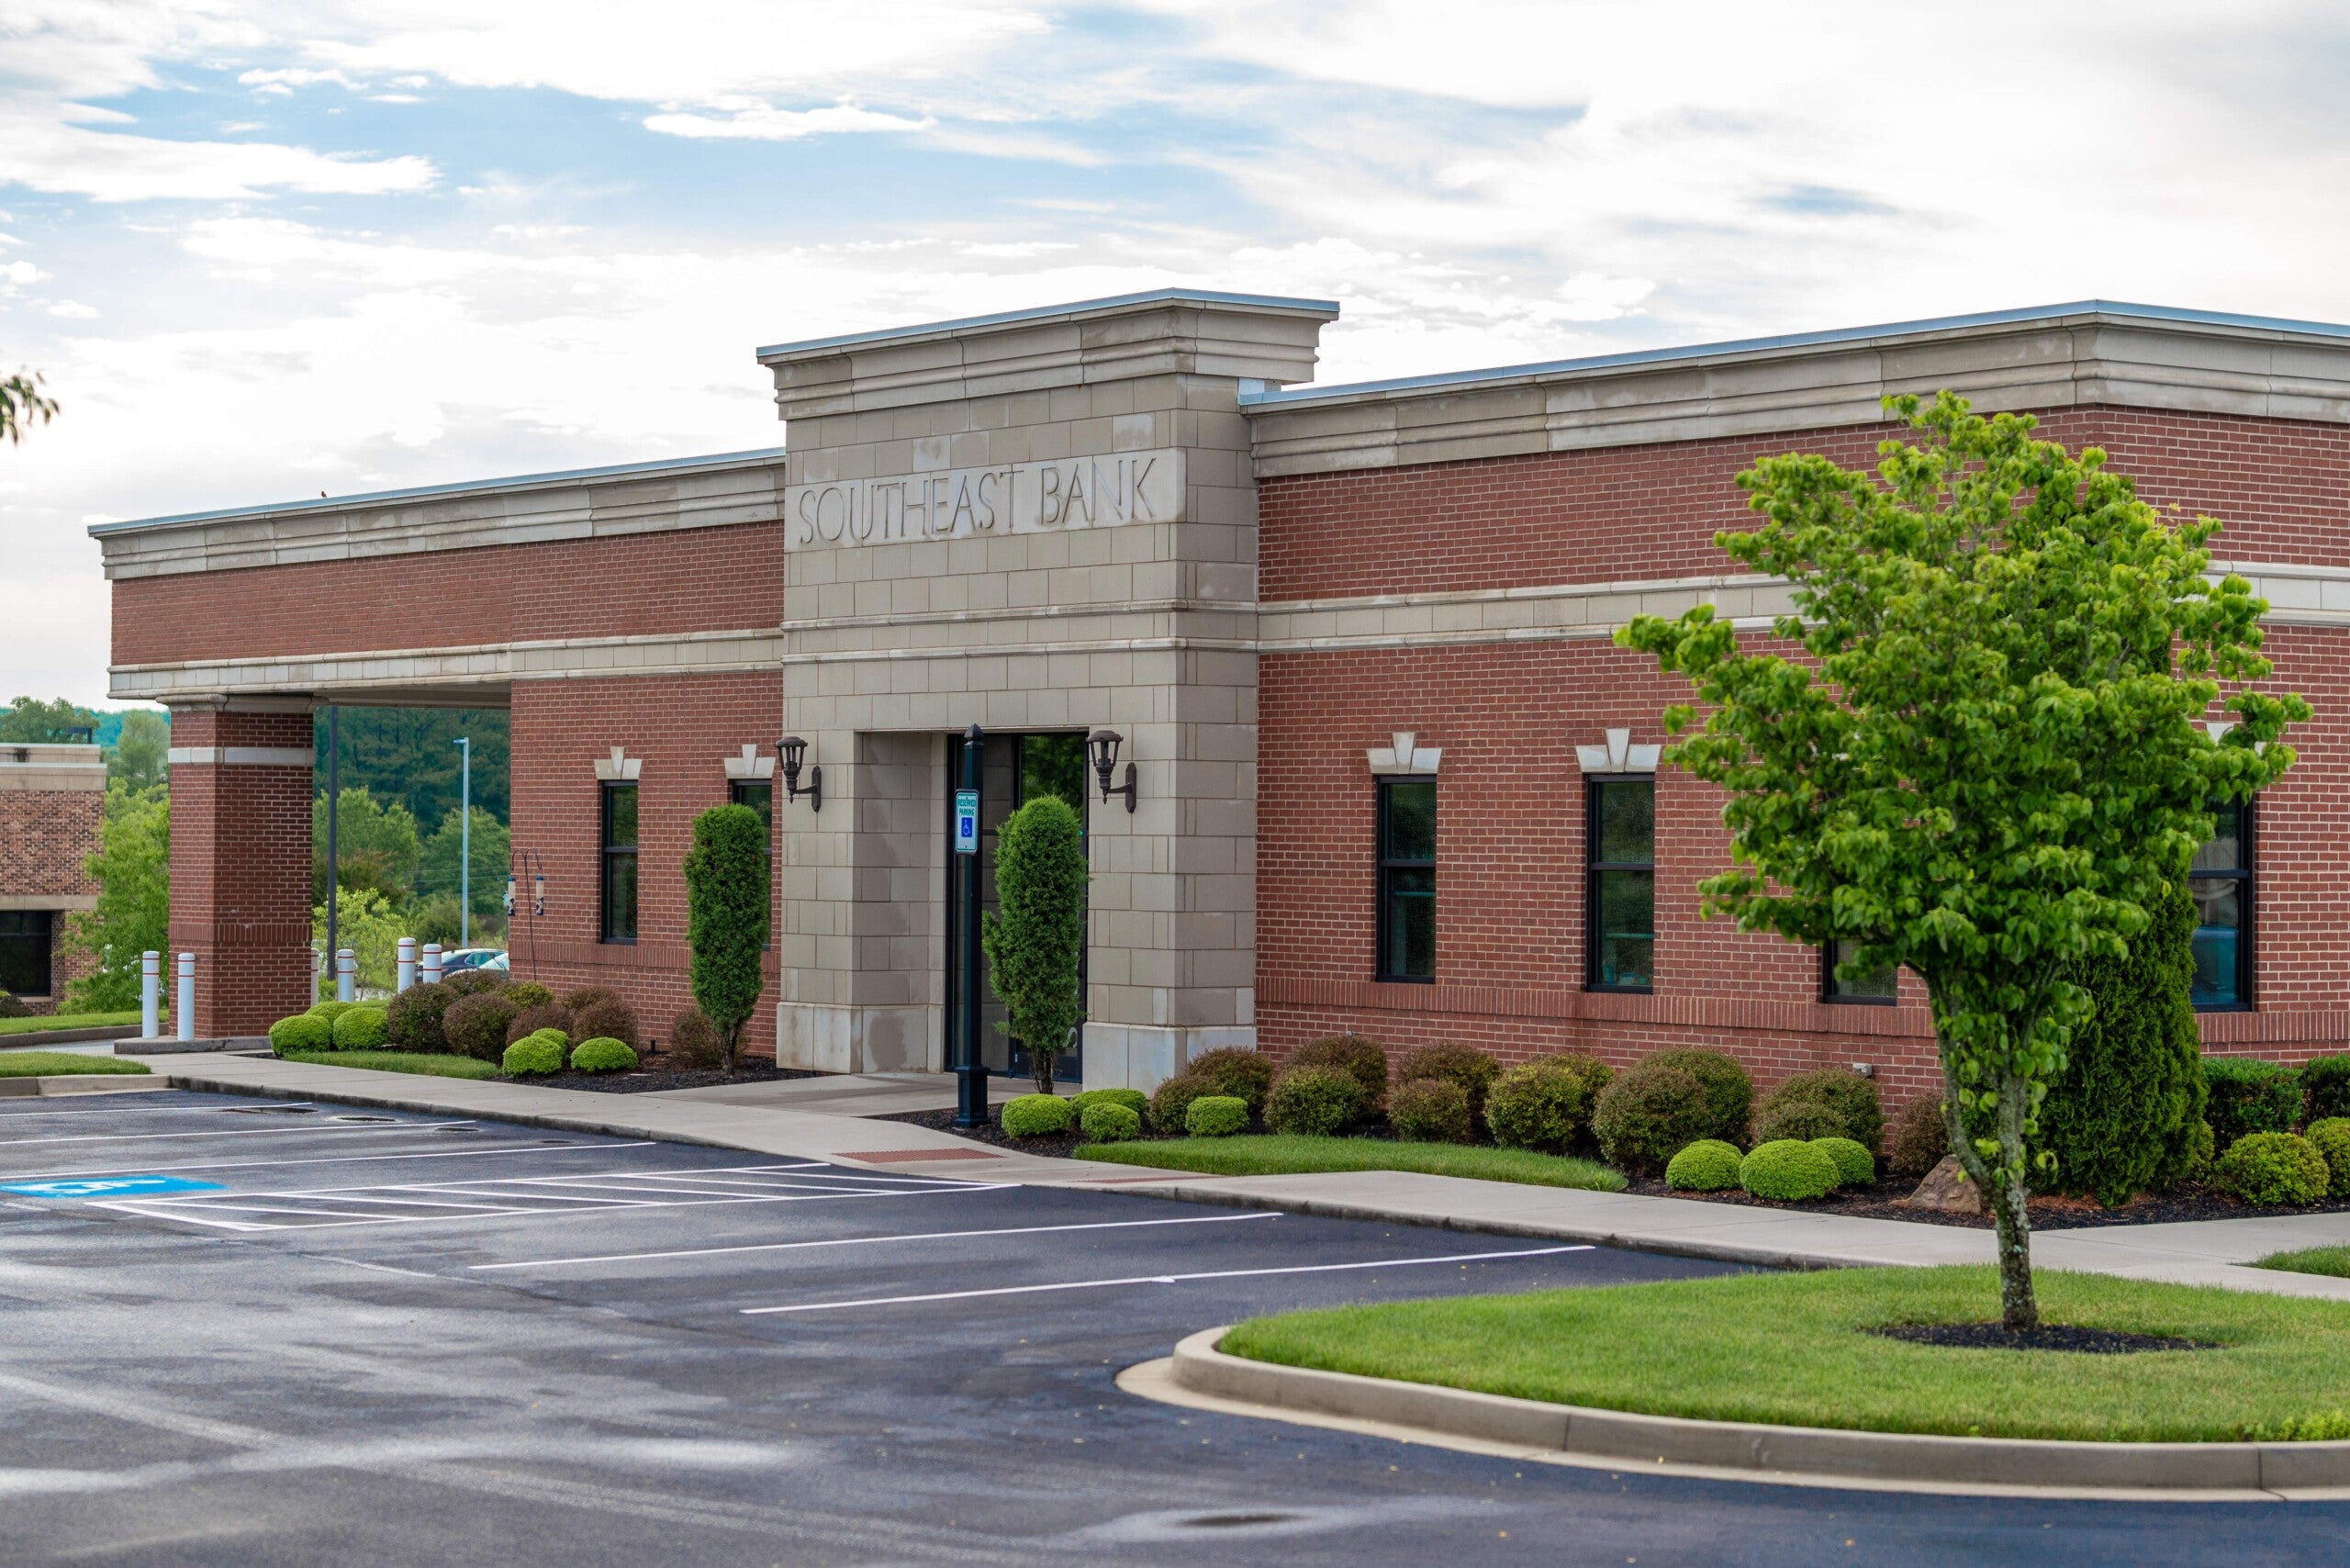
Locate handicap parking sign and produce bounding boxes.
[0,1175,225,1199]
[954,790,979,855]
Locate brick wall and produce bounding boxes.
[167,709,315,1035]
[0,788,101,1008]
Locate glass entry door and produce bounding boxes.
[945,733,1090,1082]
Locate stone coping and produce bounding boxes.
[1152,1327,2350,1500]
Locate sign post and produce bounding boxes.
[954,725,989,1127]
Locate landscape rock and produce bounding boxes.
[1903,1154,1983,1214]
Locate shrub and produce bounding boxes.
[2309,1119,2350,1200]
[386,982,455,1054]
[268,1014,332,1055]
[1184,1095,1250,1138]
[685,803,769,1075]
[1645,1049,1753,1145]
[1002,1094,1075,1138]
[1886,1098,1950,1180]
[501,1035,565,1076]
[561,985,623,1015]
[1553,1051,1617,1102]
[441,969,502,1000]
[2305,1057,2350,1126]
[2212,1131,2330,1206]
[1147,1073,1214,1135]
[331,1005,388,1051]
[2184,1118,2217,1182]
[980,795,1088,1093]
[1740,1138,1841,1202]
[308,1001,354,1024]
[1810,1137,1876,1189]
[571,997,640,1050]
[667,1007,723,1069]
[1080,1102,1141,1143]
[1069,1088,1147,1118]
[1485,1059,1591,1154]
[1389,1078,1473,1145]
[1290,1036,1389,1108]
[1592,1060,1710,1175]
[505,1002,571,1046]
[0,990,27,1019]
[2033,877,2206,1205]
[503,981,554,1010]
[1394,1044,1502,1130]
[1185,1047,1275,1115]
[2205,1057,2303,1148]
[443,991,520,1063]
[1664,1138,1743,1192]
[570,1037,639,1074]
[1265,1065,1366,1137]
[1753,1070,1882,1150]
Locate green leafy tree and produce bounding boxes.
[981,795,1088,1093]
[108,711,169,792]
[683,804,768,1075]
[1621,393,2306,1329]
[64,783,170,1011]
[313,886,407,995]
[0,695,98,743]
[312,787,420,906]
[419,805,511,926]
[1,367,56,445]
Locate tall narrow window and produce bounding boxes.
[2190,800,2253,1010]
[729,779,774,854]
[599,781,638,943]
[1586,778,1654,991]
[0,910,53,998]
[1822,938,1897,1003]
[1376,780,1436,981]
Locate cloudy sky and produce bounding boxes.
[4,1,2347,705]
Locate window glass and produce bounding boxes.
[1825,937,1897,1002]
[2191,802,2243,872]
[2189,799,2252,1009]
[729,780,773,836]
[1593,869,1654,989]
[0,910,52,998]
[1587,778,1654,991]
[1593,780,1654,866]
[1378,780,1436,980]
[600,783,638,943]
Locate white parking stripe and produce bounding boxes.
[739,1244,1598,1316]
[0,1101,320,1121]
[0,1139,652,1185]
[0,1120,477,1149]
[95,1180,1011,1234]
[472,1210,1285,1271]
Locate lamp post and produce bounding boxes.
[323,706,339,995]
[453,735,472,948]
[954,724,989,1126]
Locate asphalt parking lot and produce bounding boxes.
[5,1091,2347,1567]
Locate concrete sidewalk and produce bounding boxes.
[128,1052,2350,1299]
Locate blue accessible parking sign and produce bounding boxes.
[954,789,979,855]
[0,1175,225,1199]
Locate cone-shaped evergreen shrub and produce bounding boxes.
[980,796,1087,1094]
[684,804,769,1076]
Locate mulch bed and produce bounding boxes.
[1868,1323,2218,1354]
[1621,1171,2350,1229]
[517,1058,829,1095]
[879,1106,1087,1159]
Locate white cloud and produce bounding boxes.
[46,300,99,319]
[643,102,932,141]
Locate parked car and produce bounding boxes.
[437,948,506,977]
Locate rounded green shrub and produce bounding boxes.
[1186,1047,1275,1115]
[1592,1060,1710,1175]
[1646,1048,1753,1145]
[1739,1138,1841,1202]
[440,969,503,1000]
[1810,1136,1876,1189]
[2184,1118,2217,1182]
[1886,1098,1950,1180]
[308,1001,354,1024]
[386,982,455,1053]
[505,1002,571,1046]
[2305,1057,2350,1125]
[1554,1051,1616,1102]
[503,980,554,1010]
[570,1037,639,1074]
[1002,1093,1075,1138]
[1147,1072,1213,1135]
[2212,1131,2330,1206]
[1184,1094,1249,1138]
[1265,1064,1366,1137]
[1389,1077,1473,1145]
[562,984,623,1014]
[1663,1138,1743,1192]
[2204,1057,2302,1148]
[1289,1035,1389,1108]
[1069,1088,1147,1119]
[1485,1058,1591,1154]
[2309,1118,2350,1200]
[268,1014,332,1055]
[444,991,520,1063]
[1753,1070,1882,1151]
[572,997,640,1050]
[1080,1102,1141,1143]
[1394,1044,1502,1131]
[666,1007,722,1069]
[1751,1098,1847,1145]
[331,1005,388,1051]
[501,1035,565,1076]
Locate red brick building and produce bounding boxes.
[0,744,105,1012]
[95,295,2350,1100]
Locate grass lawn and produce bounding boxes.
[1222,1266,2350,1443]
[281,1050,502,1081]
[2258,1246,2350,1280]
[1072,1134,1627,1192]
[0,1012,141,1036]
[0,1051,151,1077]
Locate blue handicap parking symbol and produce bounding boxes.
[0,1175,225,1199]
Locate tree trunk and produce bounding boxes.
[1032,1047,1054,1096]
[1936,1052,2040,1331]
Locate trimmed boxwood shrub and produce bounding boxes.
[1753,1070,1882,1151]
[1147,1072,1214,1135]
[1080,1102,1141,1143]
[502,1034,565,1075]
[667,1007,722,1069]
[1664,1138,1743,1192]
[386,982,455,1054]
[506,1002,571,1046]
[2212,1131,2329,1206]
[1740,1138,1841,1202]
[562,985,624,1015]
[1184,1094,1249,1138]
[570,1036,639,1073]
[1069,1088,1147,1118]
[1810,1136,1876,1189]
[308,1001,354,1024]
[1389,1078,1473,1145]
[441,969,503,1000]
[268,1014,332,1055]
[2309,1118,2350,1200]
[1002,1093,1075,1138]
[1646,1048,1752,1146]
[504,981,554,1010]
[1592,1060,1710,1175]
[1485,1059,1591,1155]
[2305,1057,2350,1126]
[1265,1064,1366,1137]
[1886,1098,1949,1180]
[443,991,520,1063]
[331,1005,388,1051]
[1289,1035,1388,1108]
[1394,1044,1502,1131]
[572,998,640,1050]
[1186,1047,1276,1115]
[2204,1057,2302,1149]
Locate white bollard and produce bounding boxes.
[175,952,196,1043]
[140,951,161,1040]
[336,947,356,1003]
[396,936,417,994]
[420,943,443,986]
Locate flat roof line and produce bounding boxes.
[1238,299,2350,409]
[89,446,792,539]
[755,287,1342,362]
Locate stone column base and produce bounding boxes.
[1080,1023,1257,1094]
[776,1002,941,1074]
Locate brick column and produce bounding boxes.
[166,706,314,1036]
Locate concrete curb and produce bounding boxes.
[0,1025,140,1048]
[0,1074,171,1098]
[1161,1327,2350,1498]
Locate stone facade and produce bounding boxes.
[0,743,105,1010]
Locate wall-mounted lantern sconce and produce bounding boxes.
[1087,728,1137,813]
[778,734,822,812]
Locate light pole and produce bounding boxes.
[453,736,471,948]
[323,706,339,995]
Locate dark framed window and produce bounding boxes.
[599,782,638,944]
[1376,779,1436,981]
[1586,778,1654,991]
[730,779,774,949]
[1822,938,1897,1004]
[0,911,53,998]
[2190,800,2253,1010]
